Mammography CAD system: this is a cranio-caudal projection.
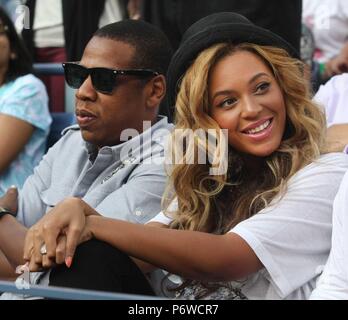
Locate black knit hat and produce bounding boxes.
[166,12,299,109]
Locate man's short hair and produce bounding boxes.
[94,20,173,75]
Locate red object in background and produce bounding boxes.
[35,47,67,113]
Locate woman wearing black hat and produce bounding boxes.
[22,13,348,300]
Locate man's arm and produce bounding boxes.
[0,249,17,280]
[0,187,26,271]
[0,215,27,269]
[16,131,69,227]
[0,135,62,272]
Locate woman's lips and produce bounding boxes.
[242,118,274,142]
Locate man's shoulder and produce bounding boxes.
[61,124,81,136]
[50,124,84,153]
[59,124,83,144]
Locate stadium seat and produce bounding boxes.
[46,112,76,150]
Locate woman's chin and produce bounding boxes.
[244,145,279,158]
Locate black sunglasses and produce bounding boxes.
[62,62,159,94]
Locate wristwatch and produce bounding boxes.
[0,206,15,220]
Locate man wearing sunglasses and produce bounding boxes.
[0,19,173,289]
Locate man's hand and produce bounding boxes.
[23,197,98,272]
[324,56,348,79]
[325,124,348,153]
[0,186,18,215]
[128,0,142,19]
[323,43,348,80]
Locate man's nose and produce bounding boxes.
[75,76,97,101]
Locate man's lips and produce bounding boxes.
[76,109,97,117]
[76,109,97,127]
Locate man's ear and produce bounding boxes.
[145,75,166,110]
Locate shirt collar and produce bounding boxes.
[85,115,171,162]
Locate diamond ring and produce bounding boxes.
[40,244,47,255]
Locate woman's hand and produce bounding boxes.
[23,197,98,271]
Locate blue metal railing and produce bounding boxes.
[33,63,64,75]
[0,280,163,300]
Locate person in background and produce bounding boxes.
[22,13,348,300]
[303,0,348,84]
[129,0,302,53]
[0,7,50,196]
[313,74,348,153]
[22,0,127,112]
[307,73,348,300]
[309,167,348,300]
[0,0,21,23]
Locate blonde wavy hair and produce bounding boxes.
[163,43,326,234]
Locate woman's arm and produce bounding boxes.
[86,216,262,282]
[25,198,262,282]
[131,222,168,274]
[0,114,34,174]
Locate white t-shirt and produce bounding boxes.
[33,0,65,48]
[302,0,348,63]
[98,0,123,28]
[309,169,348,299]
[33,0,122,48]
[150,153,348,299]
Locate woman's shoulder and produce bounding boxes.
[13,74,46,90]
[6,74,48,103]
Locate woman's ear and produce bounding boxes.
[145,75,166,110]
[10,52,17,60]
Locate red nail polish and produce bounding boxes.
[65,257,73,268]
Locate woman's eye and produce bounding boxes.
[220,98,237,108]
[255,82,270,94]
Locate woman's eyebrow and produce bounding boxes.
[211,89,235,102]
[211,72,270,102]
[248,72,270,84]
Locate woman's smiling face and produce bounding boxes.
[209,50,286,158]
